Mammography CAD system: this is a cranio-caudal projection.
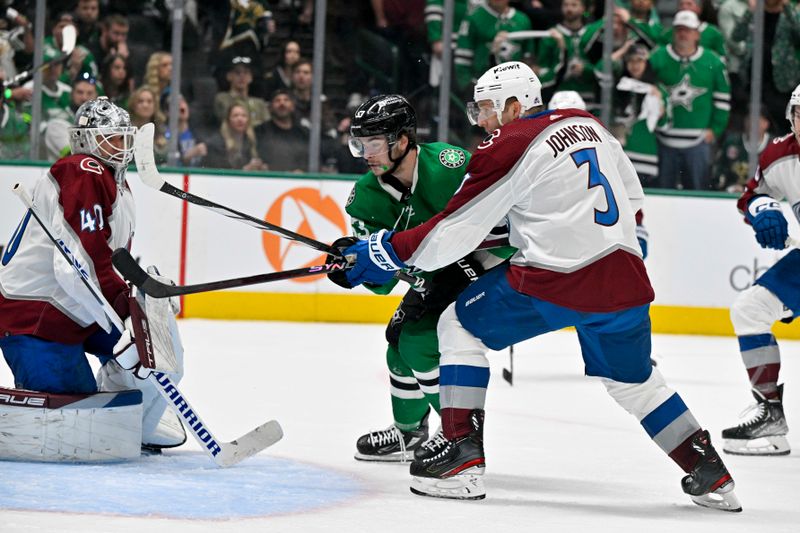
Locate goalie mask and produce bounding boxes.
[787,83,800,137]
[349,94,416,159]
[69,97,136,173]
[468,61,542,126]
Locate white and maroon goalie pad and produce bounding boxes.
[0,387,143,463]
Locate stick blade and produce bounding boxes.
[215,420,284,467]
[133,123,164,189]
[112,248,148,286]
[61,24,77,55]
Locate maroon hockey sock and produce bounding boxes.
[669,429,705,473]
[746,363,781,399]
[441,407,474,440]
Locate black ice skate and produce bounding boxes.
[354,408,429,462]
[722,385,790,456]
[409,410,486,500]
[681,430,742,512]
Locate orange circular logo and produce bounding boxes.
[262,188,347,282]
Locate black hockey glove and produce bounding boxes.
[422,254,485,314]
[326,236,359,289]
[385,287,427,347]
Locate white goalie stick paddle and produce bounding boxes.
[12,184,283,467]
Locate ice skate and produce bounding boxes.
[409,410,486,500]
[682,430,742,512]
[722,385,790,456]
[414,424,446,461]
[354,408,429,462]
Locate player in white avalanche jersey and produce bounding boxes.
[336,61,741,511]
[0,97,185,456]
[721,84,800,457]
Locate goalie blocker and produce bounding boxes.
[0,387,143,462]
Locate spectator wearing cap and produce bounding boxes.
[661,0,726,58]
[19,47,72,124]
[255,89,309,172]
[649,10,730,189]
[40,72,101,161]
[71,73,99,111]
[214,55,270,129]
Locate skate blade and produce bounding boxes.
[354,451,414,463]
[690,480,742,513]
[409,467,486,500]
[723,436,790,456]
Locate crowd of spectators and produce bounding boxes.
[0,0,798,190]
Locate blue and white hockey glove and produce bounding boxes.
[343,229,406,287]
[746,196,788,250]
[636,224,649,260]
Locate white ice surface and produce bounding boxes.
[1,320,799,532]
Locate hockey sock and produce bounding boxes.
[739,334,781,399]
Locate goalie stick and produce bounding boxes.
[12,183,283,467]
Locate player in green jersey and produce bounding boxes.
[327,94,511,461]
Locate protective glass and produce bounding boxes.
[466,101,497,126]
[348,137,392,158]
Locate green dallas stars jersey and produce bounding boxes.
[454,4,532,89]
[425,0,471,44]
[535,24,596,100]
[648,44,730,148]
[346,143,470,295]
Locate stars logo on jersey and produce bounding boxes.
[439,149,466,168]
[346,185,356,207]
[668,74,707,112]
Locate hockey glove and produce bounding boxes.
[385,287,427,347]
[423,254,485,314]
[326,236,360,289]
[747,196,788,250]
[343,229,406,287]
[636,224,649,260]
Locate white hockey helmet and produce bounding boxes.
[548,90,587,111]
[467,61,543,126]
[69,97,137,172]
[787,83,800,135]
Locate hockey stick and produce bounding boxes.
[12,184,283,467]
[2,25,76,90]
[502,345,514,386]
[112,247,349,298]
[134,123,340,257]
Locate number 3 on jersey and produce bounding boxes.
[570,147,619,227]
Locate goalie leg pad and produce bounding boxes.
[97,360,187,448]
[0,386,142,462]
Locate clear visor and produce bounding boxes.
[466,101,497,126]
[348,137,392,158]
[95,126,137,167]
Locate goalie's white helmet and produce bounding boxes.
[787,83,800,135]
[467,61,542,126]
[548,90,587,111]
[69,97,136,172]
